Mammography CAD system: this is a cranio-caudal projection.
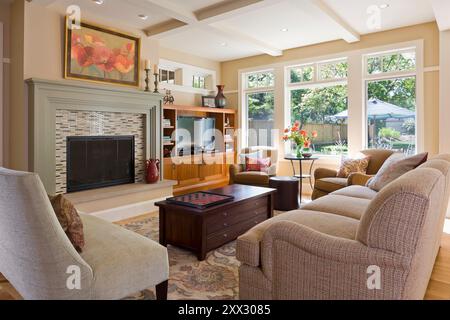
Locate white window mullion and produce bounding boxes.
[347,53,365,156]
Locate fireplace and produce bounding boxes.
[67,136,135,193]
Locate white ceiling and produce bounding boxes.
[324,0,435,35]
[212,0,344,52]
[34,0,440,62]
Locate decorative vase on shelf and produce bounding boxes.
[215,85,227,108]
[295,144,304,158]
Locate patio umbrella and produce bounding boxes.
[332,98,415,120]
[332,98,415,147]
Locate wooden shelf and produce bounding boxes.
[163,142,174,146]
[164,104,236,114]
[163,126,175,129]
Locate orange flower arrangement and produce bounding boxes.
[282,121,318,157]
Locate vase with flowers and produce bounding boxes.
[282,121,318,158]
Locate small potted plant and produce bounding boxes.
[282,121,317,158]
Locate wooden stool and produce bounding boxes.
[269,176,300,211]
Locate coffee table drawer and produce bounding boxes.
[206,199,268,235]
[206,213,267,251]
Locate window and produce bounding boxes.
[246,71,275,89]
[318,60,348,81]
[244,71,275,147]
[287,59,348,155]
[365,50,417,155]
[366,50,416,75]
[192,76,206,89]
[289,65,314,84]
[160,69,175,84]
[366,77,416,155]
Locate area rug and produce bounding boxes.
[117,213,240,300]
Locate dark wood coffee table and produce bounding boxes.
[155,184,276,260]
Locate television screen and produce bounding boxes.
[177,117,216,154]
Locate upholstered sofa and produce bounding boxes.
[229,147,278,187]
[0,168,169,300]
[236,154,450,300]
[312,149,394,200]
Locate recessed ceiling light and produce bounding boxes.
[138,14,148,20]
[220,42,227,47]
[379,3,390,9]
[280,28,289,32]
[92,0,104,4]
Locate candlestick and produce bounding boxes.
[153,64,159,74]
[144,69,150,92]
[153,72,159,94]
[145,60,151,70]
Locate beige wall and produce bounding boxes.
[9,0,25,170]
[6,1,221,169]
[23,2,221,101]
[0,2,11,167]
[221,22,440,157]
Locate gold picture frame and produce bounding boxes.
[64,17,141,88]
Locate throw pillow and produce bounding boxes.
[367,152,428,192]
[245,157,271,172]
[49,194,85,253]
[336,157,370,178]
[239,150,261,165]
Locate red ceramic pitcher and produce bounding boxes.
[146,159,160,184]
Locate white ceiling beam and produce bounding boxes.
[310,0,360,43]
[431,0,450,31]
[141,0,198,24]
[127,0,284,57]
[30,0,58,6]
[145,19,189,39]
[203,24,282,56]
[196,0,284,23]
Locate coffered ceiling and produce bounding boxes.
[32,0,446,62]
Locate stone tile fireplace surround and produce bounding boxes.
[27,78,163,195]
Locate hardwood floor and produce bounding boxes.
[425,233,450,300]
[1,230,450,300]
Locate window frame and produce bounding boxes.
[363,48,419,153]
[364,48,417,79]
[285,58,349,156]
[237,39,424,160]
[241,69,276,148]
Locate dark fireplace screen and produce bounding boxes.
[67,136,135,192]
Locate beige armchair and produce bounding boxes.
[312,149,394,200]
[229,147,278,187]
[0,168,169,300]
[237,158,450,300]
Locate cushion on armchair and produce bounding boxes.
[233,171,270,186]
[314,177,348,193]
[49,194,85,253]
[336,156,370,178]
[245,157,271,172]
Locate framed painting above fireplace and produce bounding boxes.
[64,18,141,87]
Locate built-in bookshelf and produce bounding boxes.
[162,105,237,195]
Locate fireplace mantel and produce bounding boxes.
[26,78,163,194]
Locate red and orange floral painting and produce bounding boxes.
[65,21,140,87]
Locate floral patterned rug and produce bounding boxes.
[117,213,240,300]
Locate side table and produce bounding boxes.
[269,176,300,211]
